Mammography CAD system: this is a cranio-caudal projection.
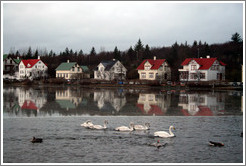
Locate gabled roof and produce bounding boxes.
[81,65,89,72]
[137,59,166,70]
[13,58,21,64]
[101,60,117,71]
[181,58,226,70]
[21,59,41,68]
[21,100,38,110]
[56,62,77,71]
[3,54,8,60]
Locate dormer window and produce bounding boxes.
[27,63,31,67]
[145,65,151,70]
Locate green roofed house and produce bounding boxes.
[3,54,21,75]
[56,60,90,80]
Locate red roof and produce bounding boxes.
[137,59,166,70]
[137,104,164,115]
[21,100,38,110]
[21,59,44,68]
[181,106,213,116]
[181,58,226,70]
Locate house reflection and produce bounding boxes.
[137,93,171,115]
[178,92,225,116]
[3,87,47,116]
[93,89,126,113]
[55,88,83,111]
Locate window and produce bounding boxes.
[191,65,197,70]
[180,71,188,79]
[190,73,197,79]
[200,73,206,79]
[149,73,154,78]
[145,65,151,70]
[141,73,146,79]
[211,65,219,70]
[72,67,75,71]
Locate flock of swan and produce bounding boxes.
[81,120,175,138]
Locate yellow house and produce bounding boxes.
[137,56,171,81]
[56,60,89,80]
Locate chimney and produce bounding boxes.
[153,56,156,60]
[206,55,210,59]
[200,57,203,59]
[38,56,40,59]
[17,57,19,60]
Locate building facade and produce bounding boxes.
[19,56,48,80]
[179,56,226,82]
[137,56,171,81]
[94,59,127,81]
[56,60,89,80]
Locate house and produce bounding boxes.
[56,60,89,80]
[3,54,21,75]
[137,56,171,81]
[19,56,48,80]
[179,56,226,82]
[94,59,127,81]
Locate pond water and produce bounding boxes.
[2,85,244,163]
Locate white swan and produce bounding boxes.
[81,120,94,128]
[134,123,150,130]
[115,122,134,132]
[154,125,175,138]
[90,120,108,130]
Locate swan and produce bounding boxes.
[134,123,150,130]
[154,125,175,138]
[90,120,108,130]
[81,120,94,128]
[31,137,43,143]
[115,122,134,132]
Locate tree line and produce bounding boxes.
[7,32,243,81]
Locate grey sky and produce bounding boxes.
[2,1,244,54]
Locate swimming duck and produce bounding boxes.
[149,140,167,149]
[154,125,175,138]
[90,120,108,130]
[209,141,224,147]
[115,122,134,132]
[134,123,150,131]
[31,137,43,143]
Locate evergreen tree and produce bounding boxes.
[231,32,242,43]
[26,46,32,59]
[113,46,121,60]
[90,47,96,56]
[34,49,39,59]
[134,39,144,60]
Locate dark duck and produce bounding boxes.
[31,137,43,143]
[209,141,224,147]
[150,140,167,149]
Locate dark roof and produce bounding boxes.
[101,60,117,71]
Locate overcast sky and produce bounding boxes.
[2,1,244,54]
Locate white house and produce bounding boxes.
[137,56,171,81]
[19,56,48,80]
[179,56,226,82]
[94,59,127,81]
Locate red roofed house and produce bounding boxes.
[19,56,48,80]
[137,56,171,81]
[179,56,226,82]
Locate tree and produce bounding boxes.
[113,46,121,60]
[231,32,242,43]
[134,38,144,60]
[34,49,39,59]
[143,44,151,59]
[26,46,33,59]
[90,47,96,56]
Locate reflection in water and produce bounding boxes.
[178,92,225,116]
[137,93,171,115]
[3,86,243,117]
[93,89,126,113]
